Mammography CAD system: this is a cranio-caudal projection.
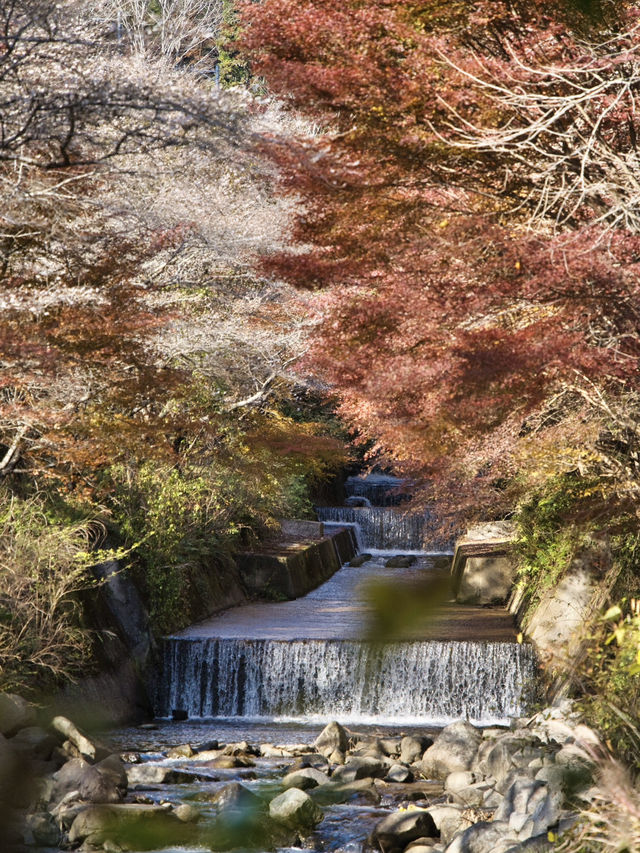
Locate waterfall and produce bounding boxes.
[156,637,536,726]
[317,506,430,551]
[345,474,408,507]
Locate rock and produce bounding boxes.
[68,803,183,846]
[385,555,417,568]
[174,803,200,822]
[26,812,62,846]
[268,788,323,829]
[261,744,293,758]
[380,738,402,757]
[0,694,36,736]
[328,748,346,764]
[211,782,266,813]
[332,756,388,783]
[205,754,255,769]
[77,765,122,804]
[372,808,438,852]
[312,778,381,806]
[9,726,57,760]
[445,771,478,793]
[494,777,547,822]
[427,805,472,847]
[50,716,106,762]
[350,554,372,567]
[283,767,330,790]
[419,721,482,779]
[444,820,514,853]
[126,763,195,786]
[450,784,486,808]
[502,835,553,853]
[401,735,434,764]
[49,757,90,805]
[407,838,440,851]
[167,743,194,759]
[314,721,349,757]
[386,764,414,783]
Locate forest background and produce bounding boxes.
[3,0,640,784]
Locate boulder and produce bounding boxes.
[0,694,36,736]
[50,716,106,762]
[386,764,414,783]
[174,803,200,823]
[126,763,195,786]
[427,805,473,847]
[0,732,19,803]
[385,555,417,568]
[207,755,255,769]
[380,738,402,757]
[332,756,388,783]
[283,767,330,790]
[268,788,323,829]
[401,735,433,765]
[312,778,381,806]
[211,782,266,813]
[444,820,514,853]
[9,726,57,760]
[314,721,349,757]
[350,554,372,567]
[445,771,478,793]
[372,808,438,852]
[419,721,482,780]
[26,812,61,847]
[68,803,184,847]
[49,757,90,805]
[495,777,546,821]
[166,743,194,759]
[78,755,128,804]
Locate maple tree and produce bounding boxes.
[240,0,640,524]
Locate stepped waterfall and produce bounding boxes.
[157,479,535,727]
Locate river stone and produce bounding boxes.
[50,716,106,762]
[315,721,349,757]
[49,757,90,805]
[174,803,200,822]
[268,788,323,828]
[127,763,195,786]
[386,764,414,783]
[0,694,36,736]
[445,771,478,793]
[261,744,293,758]
[9,726,57,760]
[312,778,381,806]
[407,838,440,851]
[401,735,433,764]
[419,721,482,779]
[77,762,124,804]
[26,812,61,846]
[350,554,372,567]
[212,782,266,813]
[427,805,473,846]
[208,754,256,769]
[332,756,388,783]
[443,820,514,853]
[283,767,330,790]
[68,803,182,846]
[380,738,402,757]
[372,808,438,852]
[167,743,194,759]
[450,783,486,808]
[495,777,547,822]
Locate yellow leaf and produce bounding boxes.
[517,632,523,644]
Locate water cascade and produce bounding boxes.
[345,474,408,506]
[156,637,535,726]
[317,506,430,551]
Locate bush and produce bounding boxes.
[0,490,100,693]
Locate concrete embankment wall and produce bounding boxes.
[57,525,357,726]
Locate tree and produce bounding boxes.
[240,0,640,524]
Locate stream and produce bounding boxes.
[92,478,534,853]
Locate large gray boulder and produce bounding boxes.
[127,763,195,786]
[332,756,388,783]
[372,809,438,852]
[211,782,266,813]
[282,767,330,790]
[401,735,433,765]
[10,726,57,760]
[444,820,515,853]
[268,788,323,829]
[0,694,36,736]
[68,803,183,847]
[419,722,482,780]
[314,721,349,757]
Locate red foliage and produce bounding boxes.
[241,0,640,512]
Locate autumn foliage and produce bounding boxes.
[241,0,640,522]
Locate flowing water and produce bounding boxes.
[103,481,536,852]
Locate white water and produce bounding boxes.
[317,506,431,550]
[156,637,536,726]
